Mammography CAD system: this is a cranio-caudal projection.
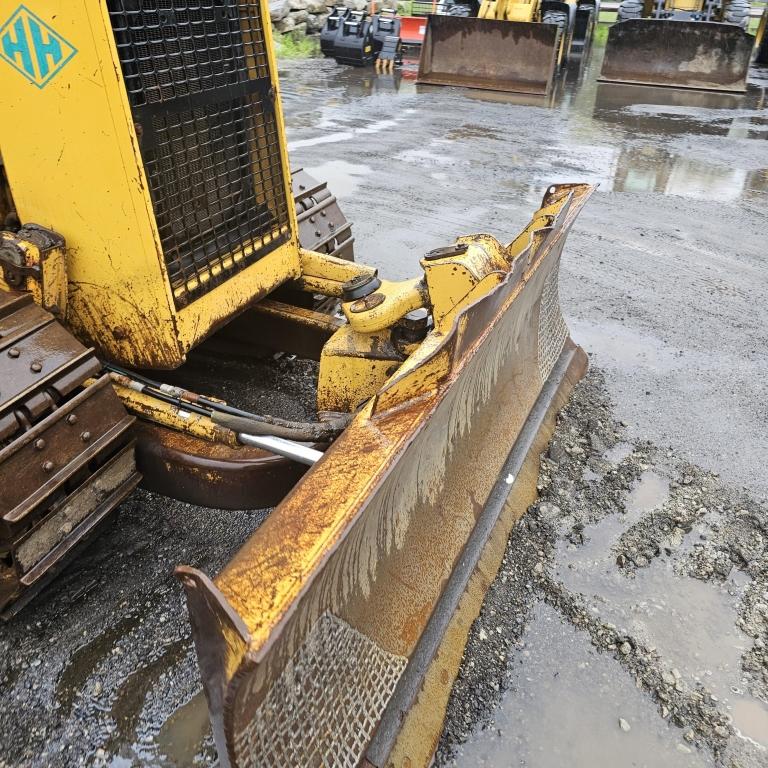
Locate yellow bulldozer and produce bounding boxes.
[599,0,757,91]
[0,0,592,765]
[417,0,599,95]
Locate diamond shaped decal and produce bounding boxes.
[0,5,77,88]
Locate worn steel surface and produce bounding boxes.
[134,421,310,510]
[178,183,593,768]
[292,169,355,262]
[599,19,754,92]
[417,15,560,95]
[0,291,139,615]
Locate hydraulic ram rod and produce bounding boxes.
[237,433,322,466]
[108,369,324,465]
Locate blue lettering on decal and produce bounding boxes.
[2,16,34,79]
[27,15,63,80]
[0,5,77,88]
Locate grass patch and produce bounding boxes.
[274,31,321,59]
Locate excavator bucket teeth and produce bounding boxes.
[417,15,560,95]
[179,183,594,768]
[599,19,754,92]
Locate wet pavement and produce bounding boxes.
[1,28,767,768]
[437,371,768,768]
[451,603,712,768]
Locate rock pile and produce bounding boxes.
[270,0,399,36]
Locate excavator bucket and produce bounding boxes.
[599,19,755,92]
[417,14,560,95]
[178,182,593,768]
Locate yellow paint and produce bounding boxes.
[477,0,580,23]
[668,0,701,10]
[0,0,299,369]
[0,229,67,315]
[317,325,403,412]
[480,0,541,21]
[341,278,426,334]
[755,7,767,50]
[422,238,508,327]
[294,248,377,296]
[113,381,237,447]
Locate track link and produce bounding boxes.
[292,168,355,262]
[0,292,139,616]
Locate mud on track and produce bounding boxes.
[1,35,767,768]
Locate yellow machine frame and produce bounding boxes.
[479,0,542,21]
[0,0,299,370]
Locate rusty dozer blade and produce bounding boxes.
[178,183,593,768]
[599,19,754,93]
[417,14,560,95]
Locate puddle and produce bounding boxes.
[557,471,666,576]
[570,320,680,373]
[56,612,142,711]
[155,692,213,767]
[452,602,710,767]
[612,149,752,201]
[105,639,189,757]
[604,441,633,465]
[554,476,764,745]
[282,37,768,204]
[626,471,669,515]
[288,118,402,149]
[730,697,768,748]
[304,159,371,198]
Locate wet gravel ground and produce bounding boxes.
[0,357,317,768]
[436,371,768,768]
[1,33,767,768]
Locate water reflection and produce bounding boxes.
[281,35,767,204]
[451,603,711,768]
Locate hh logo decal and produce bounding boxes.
[0,5,76,88]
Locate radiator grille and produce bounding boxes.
[107,1,291,307]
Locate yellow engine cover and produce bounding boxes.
[0,1,299,368]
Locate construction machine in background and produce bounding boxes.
[0,0,591,765]
[417,0,599,95]
[599,0,756,91]
[320,5,351,56]
[320,6,403,68]
[755,5,768,64]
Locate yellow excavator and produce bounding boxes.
[600,0,756,91]
[417,0,599,95]
[0,1,591,765]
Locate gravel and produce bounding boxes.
[436,370,768,768]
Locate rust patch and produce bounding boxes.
[178,184,595,767]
